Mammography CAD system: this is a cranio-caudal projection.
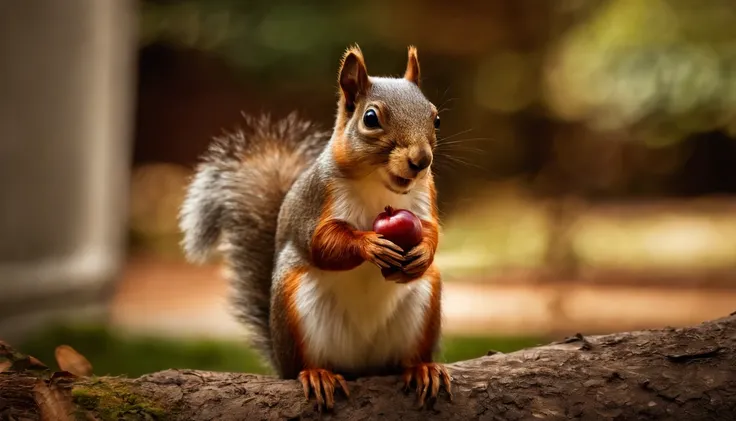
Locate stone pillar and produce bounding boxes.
[0,0,138,343]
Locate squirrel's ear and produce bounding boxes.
[404,45,421,87]
[338,45,370,113]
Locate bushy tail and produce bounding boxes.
[178,113,329,363]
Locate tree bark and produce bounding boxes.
[2,314,736,420]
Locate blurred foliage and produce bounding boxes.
[440,191,736,281]
[570,201,736,272]
[139,0,356,77]
[138,0,455,84]
[545,0,736,140]
[129,0,736,285]
[18,324,543,378]
[437,185,551,274]
[138,0,736,140]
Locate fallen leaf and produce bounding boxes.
[33,380,75,421]
[55,345,93,377]
[10,356,49,373]
[29,356,49,369]
[0,360,11,372]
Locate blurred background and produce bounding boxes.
[2,0,736,377]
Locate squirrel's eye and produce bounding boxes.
[434,115,441,129]
[363,109,381,129]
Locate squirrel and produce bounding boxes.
[178,44,452,410]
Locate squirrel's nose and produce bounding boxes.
[408,148,432,173]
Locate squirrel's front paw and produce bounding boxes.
[299,368,349,411]
[398,242,433,281]
[360,233,404,269]
[403,362,453,408]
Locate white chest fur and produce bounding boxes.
[295,265,432,371]
[293,174,434,371]
[329,174,432,231]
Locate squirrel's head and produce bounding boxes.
[331,45,439,194]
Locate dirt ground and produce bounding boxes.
[107,255,736,340]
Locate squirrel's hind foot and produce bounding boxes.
[402,362,453,408]
[298,368,349,411]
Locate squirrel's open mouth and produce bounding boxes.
[390,174,412,188]
[382,172,414,194]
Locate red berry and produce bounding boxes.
[372,206,423,277]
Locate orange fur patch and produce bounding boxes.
[417,265,442,363]
[330,135,354,176]
[281,266,309,372]
[420,220,439,261]
[404,45,421,86]
[339,45,367,81]
[427,174,440,222]
[419,176,440,267]
[337,45,370,112]
[311,219,365,271]
[310,183,365,270]
[415,175,441,362]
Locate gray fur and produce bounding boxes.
[268,151,336,378]
[269,241,308,378]
[350,77,435,148]
[178,112,329,366]
[274,161,328,256]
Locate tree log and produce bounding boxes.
[1,314,736,420]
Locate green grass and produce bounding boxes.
[18,324,545,378]
[437,336,545,363]
[19,324,268,377]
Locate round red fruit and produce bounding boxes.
[372,206,423,250]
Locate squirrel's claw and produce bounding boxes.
[373,235,404,254]
[400,242,432,278]
[361,234,404,268]
[299,369,349,411]
[402,363,453,408]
